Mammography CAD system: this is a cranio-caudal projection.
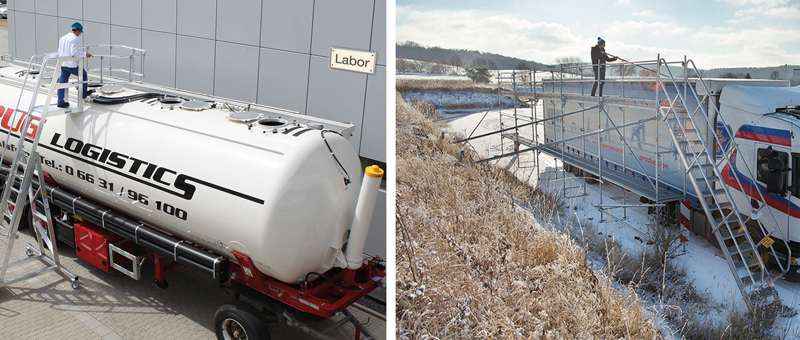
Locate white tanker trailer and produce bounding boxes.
[0,55,385,339]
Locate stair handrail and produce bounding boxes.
[660,58,790,286]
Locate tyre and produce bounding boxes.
[215,300,271,340]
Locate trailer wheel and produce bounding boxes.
[215,300,270,340]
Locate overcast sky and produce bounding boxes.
[396,0,800,69]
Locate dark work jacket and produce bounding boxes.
[591,45,616,66]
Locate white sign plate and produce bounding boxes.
[330,47,377,75]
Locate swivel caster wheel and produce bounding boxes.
[71,277,80,290]
[25,249,33,257]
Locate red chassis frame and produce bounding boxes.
[230,251,385,318]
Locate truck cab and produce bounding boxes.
[716,85,800,280]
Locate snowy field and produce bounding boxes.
[396,73,470,80]
[399,90,513,109]
[446,102,800,337]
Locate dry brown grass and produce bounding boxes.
[396,91,661,339]
[396,78,496,93]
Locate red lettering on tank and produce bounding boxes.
[0,106,39,138]
[25,118,39,138]
[1,107,26,132]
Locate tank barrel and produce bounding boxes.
[344,165,384,270]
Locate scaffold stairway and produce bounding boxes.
[0,53,82,289]
[658,59,790,305]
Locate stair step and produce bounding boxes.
[719,228,746,241]
[755,286,779,299]
[678,140,703,147]
[696,175,721,183]
[666,115,692,121]
[683,150,707,158]
[733,260,749,271]
[741,275,763,287]
[708,201,733,213]
[715,213,740,227]
[701,188,727,197]
[728,242,754,255]
[689,163,715,171]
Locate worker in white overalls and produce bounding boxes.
[56,22,93,108]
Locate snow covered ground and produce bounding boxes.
[399,90,513,109]
[446,101,800,337]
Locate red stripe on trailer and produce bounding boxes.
[680,200,690,231]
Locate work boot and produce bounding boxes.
[57,102,70,108]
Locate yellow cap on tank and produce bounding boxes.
[365,165,384,178]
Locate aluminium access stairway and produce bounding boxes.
[658,59,791,305]
[0,53,86,290]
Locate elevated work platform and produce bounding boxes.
[478,56,794,308]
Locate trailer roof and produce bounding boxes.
[719,85,800,115]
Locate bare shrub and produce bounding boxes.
[605,214,702,306]
[428,61,449,75]
[410,101,435,120]
[672,295,791,340]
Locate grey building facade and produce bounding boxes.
[5,0,387,297]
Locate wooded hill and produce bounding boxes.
[397,41,549,70]
[397,41,800,82]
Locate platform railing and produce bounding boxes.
[81,45,146,83]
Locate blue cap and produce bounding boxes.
[71,22,83,32]
[597,37,605,45]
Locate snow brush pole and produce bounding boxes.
[607,54,669,78]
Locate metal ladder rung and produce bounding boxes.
[52,81,84,89]
[32,210,47,222]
